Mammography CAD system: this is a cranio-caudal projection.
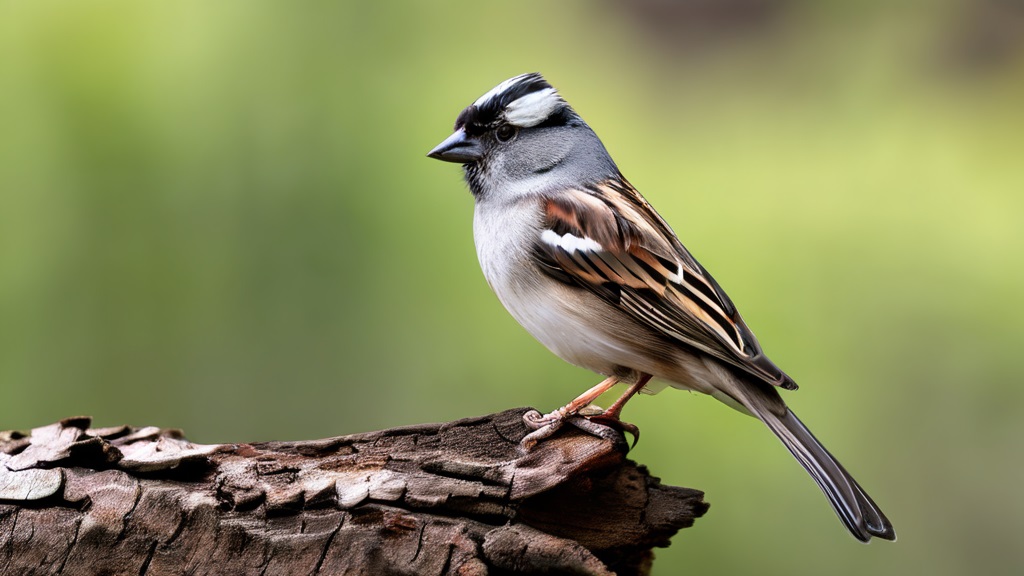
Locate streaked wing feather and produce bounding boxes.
[534,180,797,390]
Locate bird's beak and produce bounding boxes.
[427,128,484,163]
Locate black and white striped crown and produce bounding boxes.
[455,73,568,133]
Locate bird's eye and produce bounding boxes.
[495,124,518,142]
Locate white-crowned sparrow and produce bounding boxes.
[428,73,895,542]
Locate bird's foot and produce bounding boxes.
[520,406,637,450]
[585,412,640,448]
[522,407,566,430]
[520,408,568,450]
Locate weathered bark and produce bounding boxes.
[0,408,708,576]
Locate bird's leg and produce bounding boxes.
[522,375,619,429]
[584,374,653,445]
[599,374,652,421]
[521,376,619,449]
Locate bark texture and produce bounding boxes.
[0,409,708,576]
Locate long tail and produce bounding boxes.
[757,406,896,542]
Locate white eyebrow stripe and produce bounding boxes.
[473,73,535,107]
[541,230,603,253]
[504,88,561,127]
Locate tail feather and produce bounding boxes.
[759,407,896,542]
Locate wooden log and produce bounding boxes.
[0,408,708,576]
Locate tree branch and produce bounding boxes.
[0,408,708,576]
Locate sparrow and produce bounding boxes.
[427,73,895,542]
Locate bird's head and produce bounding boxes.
[428,73,617,201]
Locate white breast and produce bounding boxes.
[472,199,648,377]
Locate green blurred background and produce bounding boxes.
[2,0,1022,574]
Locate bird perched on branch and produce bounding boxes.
[428,73,895,542]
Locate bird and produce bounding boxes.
[427,72,895,543]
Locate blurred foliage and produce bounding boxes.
[1,0,1022,574]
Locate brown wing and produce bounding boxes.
[533,178,797,390]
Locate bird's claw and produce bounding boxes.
[520,409,566,450]
[520,407,639,451]
[585,413,640,448]
[523,408,564,430]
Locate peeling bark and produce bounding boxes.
[0,409,708,576]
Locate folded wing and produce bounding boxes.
[532,178,797,390]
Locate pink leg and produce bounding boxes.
[561,375,621,416]
[580,374,653,446]
[522,375,620,430]
[601,374,652,420]
[521,376,620,448]
[521,374,653,450]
